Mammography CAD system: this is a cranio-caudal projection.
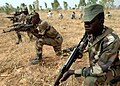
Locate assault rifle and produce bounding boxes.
[3,23,34,33]
[53,33,88,86]
[6,16,19,23]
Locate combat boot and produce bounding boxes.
[31,54,42,65]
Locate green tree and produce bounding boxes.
[20,3,27,11]
[29,5,33,11]
[32,4,35,10]
[40,6,43,10]
[99,0,115,12]
[44,2,47,9]
[15,6,20,12]
[99,0,105,8]
[75,4,77,9]
[63,1,68,10]
[51,3,54,9]
[51,0,60,10]
[90,0,98,4]
[4,3,14,14]
[78,0,86,8]
[33,0,39,11]
[20,3,26,9]
[109,0,115,8]
[87,0,98,5]
[0,7,5,13]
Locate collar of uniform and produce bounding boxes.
[89,27,113,48]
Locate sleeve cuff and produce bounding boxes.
[74,69,82,75]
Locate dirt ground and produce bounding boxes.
[0,9,120,86]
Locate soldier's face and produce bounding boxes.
[84,17,101,35]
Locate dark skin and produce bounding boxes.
[84,15,104,37]
[61,14,105,82]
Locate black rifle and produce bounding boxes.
[3,23,34,33]
[53,33,88,86]
[6,16,19,23]
[6,16,14,21]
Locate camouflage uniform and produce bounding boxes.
[15,8,35,44]
[18,13,27,23]
[74,4,120,86]
[75,27,120,86]
[31,21,63,65]
[36,21,63,55]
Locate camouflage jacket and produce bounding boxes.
[18,13,27,23]
[37,21,62,39]
[76,26,120,75]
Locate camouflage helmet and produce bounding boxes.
[83,4,104,22]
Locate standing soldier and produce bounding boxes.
[71,11,76,19]
[31,21,63,65]
[47,10,53,19]
[15,6,29,44]
[60,4,120,86]
[58,12,63,19]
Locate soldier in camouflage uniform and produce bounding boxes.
[60,4,120,86]
[31,21,63,65]
[15,7,34,44]
[16,11,28,44]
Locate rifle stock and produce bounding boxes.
[53,33,88,86]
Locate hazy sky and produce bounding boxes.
[0,0,120,8]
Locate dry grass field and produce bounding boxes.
[0,9,120,86]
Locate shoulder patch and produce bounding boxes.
[106,34,115,45]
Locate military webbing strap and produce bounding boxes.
[89,28,113,49]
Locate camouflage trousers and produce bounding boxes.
[36,35,63,56]
[16,31,33,43]
[83,67,120,86]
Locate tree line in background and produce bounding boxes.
[0,0,120,14]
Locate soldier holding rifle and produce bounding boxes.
[53,4,120,86]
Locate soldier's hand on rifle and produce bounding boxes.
[74,67,91,77]
[60,70,74,82]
